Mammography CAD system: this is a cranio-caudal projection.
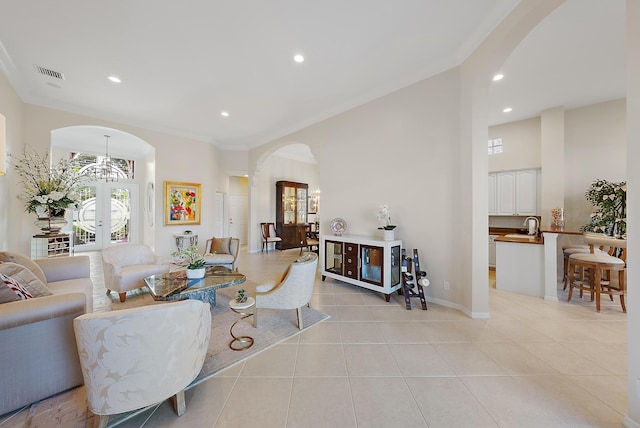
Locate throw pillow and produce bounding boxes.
[1,273,34,300]
[0,279,21,303]
[0,262,53,298]
[211,237,231,255]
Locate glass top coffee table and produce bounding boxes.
[144,265,246,307]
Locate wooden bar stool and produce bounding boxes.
[567,233,626,312]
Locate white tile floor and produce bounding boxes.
[1,248,628,427]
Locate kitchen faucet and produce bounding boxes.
[523,216,540,237]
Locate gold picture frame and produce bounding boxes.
[164,181,201,225]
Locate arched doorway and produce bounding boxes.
[51,126,155,251]
[249,143,319,252]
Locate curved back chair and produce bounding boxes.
[102,244,171,302]
[255,252,318,329]
[74,299,211,428]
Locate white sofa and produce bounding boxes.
[0,251,93,416]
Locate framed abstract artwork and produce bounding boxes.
[164,181,201,225]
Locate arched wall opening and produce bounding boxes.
[249,143,319,253]
[50,125,156,249]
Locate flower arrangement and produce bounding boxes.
[377,204,396,230]
[171,245,207,270]
[13,147,82,217]
[580,179,626,237]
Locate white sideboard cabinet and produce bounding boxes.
[320,234,402,301]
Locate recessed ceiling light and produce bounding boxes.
[493,73,504,81]
[293,54,304,63]
[108,76,121,83]
[503,107,513,113]
[221,111,229,117]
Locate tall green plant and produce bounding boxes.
[580,179,626,237]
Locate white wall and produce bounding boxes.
[488,116,541,172]
[564,98,626,230]
[2,102,225,259]
[487,99,626,231]
[251,68,463,307]
[0,69,24,251]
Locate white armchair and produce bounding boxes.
[255,252,318,329]
[102,244,171,302]
[73,299,211,428]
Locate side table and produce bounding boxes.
[228,296,255,351]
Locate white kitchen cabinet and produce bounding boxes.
[496,171,516,215]
[488,169,538,216]
[515,169,537,215]
[488,173,497,215]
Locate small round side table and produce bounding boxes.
[228,296,255,351]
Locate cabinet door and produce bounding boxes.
[296,187,307,224]
[516,170,537,215]
[488,173,497,215]
[360,245,383,286]
[325,240,343,276]
[282,184,296,225]
[496,172,516,215]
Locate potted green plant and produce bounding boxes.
[171,245,207,279]
[235,289,247,303]
[580,179,627,238]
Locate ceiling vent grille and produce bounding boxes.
[34,65,65,80]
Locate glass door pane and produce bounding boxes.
[108,186,131,244]
[360,245,383,286]
[73,185,99,250]
[283,185,296,224]
[325,241,343,275]
[391,245,400,286]
[297,187,307,224]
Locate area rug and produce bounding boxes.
[22,281,329,427]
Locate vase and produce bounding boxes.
[34,216,68,235]
[186,267,206,279]
[383,229,395,241]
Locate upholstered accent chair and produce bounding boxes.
[102,244,171,302]
[74,299,211,428]
[255,252,318,329]
[203,237,240,270]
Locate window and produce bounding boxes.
[488,138,503,155]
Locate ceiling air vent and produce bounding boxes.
[34,65,65,80]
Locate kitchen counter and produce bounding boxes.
[494,234,544,245]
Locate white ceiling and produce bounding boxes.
[0,0,626,157]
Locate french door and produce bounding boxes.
[73,182,138,251]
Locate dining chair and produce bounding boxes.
[567,233,626,312]
[260,222,282,252]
